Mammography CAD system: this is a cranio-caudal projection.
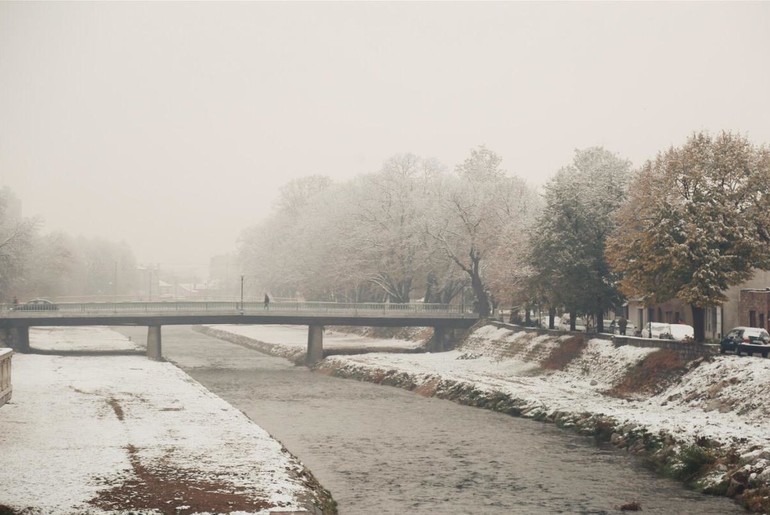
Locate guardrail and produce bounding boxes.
[0,301,476,317]
[0,348,12,407]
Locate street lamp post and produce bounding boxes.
[240,275,244,311]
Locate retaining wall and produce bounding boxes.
[490,321,717,361]
[0,348,12,407]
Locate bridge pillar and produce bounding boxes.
[0,326,30,353]
[306,325,324,365]
[432,326,448,352]
[147,325,163,361]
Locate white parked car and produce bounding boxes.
[666,323,695,341]
[641,322,694,341]
[641,322,670,338]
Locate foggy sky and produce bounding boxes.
[2,2,769,274]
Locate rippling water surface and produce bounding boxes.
[117,326,741,514]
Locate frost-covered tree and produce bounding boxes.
[529,147,632,331]
[347,154,444,303]
[274,175,334,217]
[238,176,354,300]
[0,187,40,301]
[0,187,138,301]
[430,146,537,317]
[606,132,770,341]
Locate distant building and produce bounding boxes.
[625,270,770,340]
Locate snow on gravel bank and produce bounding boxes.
[0,327,330,514]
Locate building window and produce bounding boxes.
[760,313,766,330]
[750,310,757,328]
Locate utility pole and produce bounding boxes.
[240,275,244,311]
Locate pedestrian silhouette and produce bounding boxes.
[618,317,627,336]
[264,294,270,309]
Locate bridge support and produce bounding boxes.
[431,326,463,352]
[431,326,448,352]
[147,325,163,361]
[306,325,324,365]
[0,326,30,353]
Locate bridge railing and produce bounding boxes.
[0,301,476,316]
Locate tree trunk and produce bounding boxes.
[472,280,491,317]
[524,303,531,326]
[569,309,577,331]
[424,273,437,303]
[469,253,490,318]
[596,310,604,333]
[548,306,556,330]
[691,305,706,343]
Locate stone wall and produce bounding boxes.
[0,348,12,407]
[739,289,770,330]
[611,335,717,361]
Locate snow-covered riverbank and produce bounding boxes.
[0,327,335,515]
[210,322,770,513]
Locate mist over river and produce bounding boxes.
[115,326,740,514]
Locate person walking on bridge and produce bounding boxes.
[264,293,270,309]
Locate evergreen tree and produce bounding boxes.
[529,147,631,331]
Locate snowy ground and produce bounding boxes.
[0,327,328,514]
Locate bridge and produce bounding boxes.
[0,301,478,363]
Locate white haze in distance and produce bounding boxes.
[1,2,769,272]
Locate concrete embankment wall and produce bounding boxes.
[486,321,717,362]
[0,348,13,407]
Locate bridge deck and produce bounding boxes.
[0,301,478,328]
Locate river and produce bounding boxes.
[115,325,741,514]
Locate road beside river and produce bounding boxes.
[116,326,741,514]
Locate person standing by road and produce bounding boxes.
[264,294,270,309]
[618,316,628,336]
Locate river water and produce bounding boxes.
[116,326,741,514]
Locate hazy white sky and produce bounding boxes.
[1,2,769,272]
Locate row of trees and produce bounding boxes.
[238,147,540,317]
[239,132,770,341]
[0,187,140,302]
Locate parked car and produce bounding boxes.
[12,298,59,311]
[663,323,695,341]
[720,327,770,357]
[640,322,694,341]
[641,322,671,339]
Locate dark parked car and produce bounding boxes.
[12,298,59,311]
[720,327,770,357]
